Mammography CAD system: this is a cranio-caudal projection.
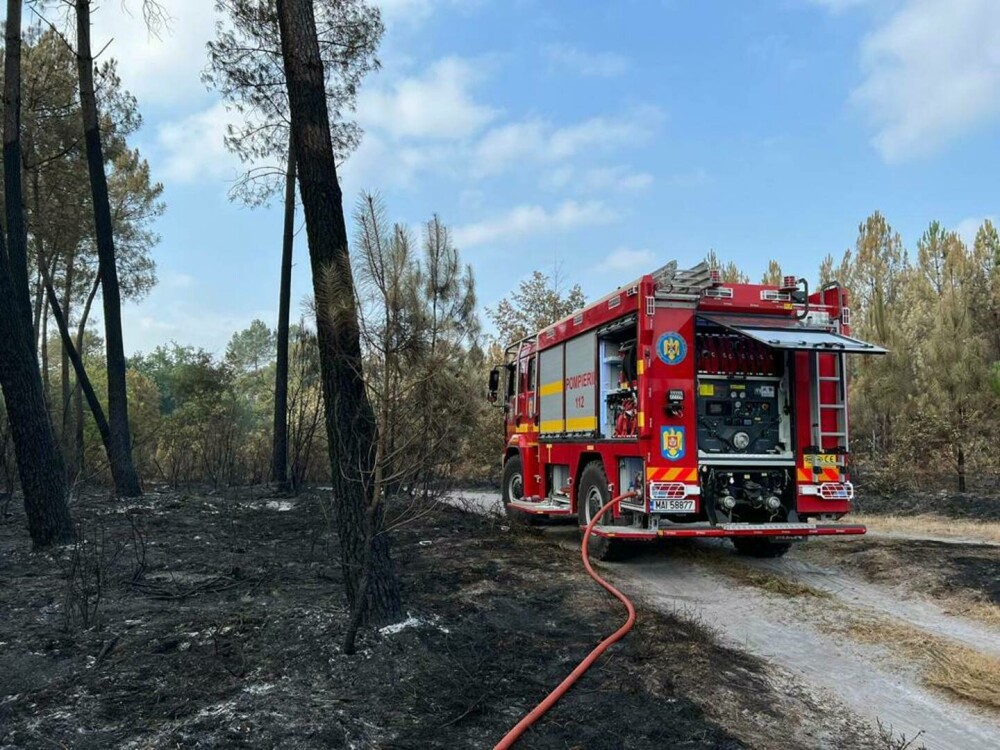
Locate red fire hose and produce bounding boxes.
[493,492,638,749]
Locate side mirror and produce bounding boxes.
[487,367,500,403]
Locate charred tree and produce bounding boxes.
[271,137,296,491]
[74,0,142,497]
[38,257,114,455]
[276,0,402,624]
[74,277,101,474]
[4,0,32,329]
[0,0,74,546]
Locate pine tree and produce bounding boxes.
[908,226,994,491]
[277,0,402,633]
[0,0,74,546]
[761,259,783,286]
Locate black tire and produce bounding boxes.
[732,537,792,558]
[502,454,543,524]
[576,462,626,561]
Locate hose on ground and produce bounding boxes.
[493,491,638,749]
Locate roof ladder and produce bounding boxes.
[652,261,714,301]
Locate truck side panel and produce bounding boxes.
[538,344,565,435]
[644,307,700,510]
[564,333,598,434]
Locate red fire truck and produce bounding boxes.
[488,261,887,559]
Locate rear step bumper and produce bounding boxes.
[505,501,865,539]
[506,499,574,516]
[588,522,866,540]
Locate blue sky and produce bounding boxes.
[60,0,1000,354]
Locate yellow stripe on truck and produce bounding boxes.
[565,416,598,431]
[539,380,564,397]
[540,419,565,433]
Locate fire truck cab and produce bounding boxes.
[489,261,887,559]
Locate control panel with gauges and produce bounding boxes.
[696,377,784,455]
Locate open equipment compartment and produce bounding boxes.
[694,315,794,466]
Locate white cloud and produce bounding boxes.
[341,129,460,193]
[804,0,872,12]
[663,168,710,187]
[544,165,653,193]
[546,44,629,77]
[851,0,1000,161]
[357,57,500,139]
[377,0,480,24]
[955,215,998,246]
[597,247,656,273]
[90,0,217,108]
[162,271,196,289]
[453,200,618,247]
[122,300,274,356]
[474,106,663,176]
[156,102,242,184]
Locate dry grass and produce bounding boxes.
[947,599,1000,629]
[795,535,1000,629]
[829,615,1000,713]
[699,555,830,599]
[853,513,1000,545]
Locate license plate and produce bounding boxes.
[651,498,696,513]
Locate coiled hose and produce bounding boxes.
[494,491,638,749]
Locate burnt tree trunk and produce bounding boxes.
[271,135,296,492]
[75,0,142,497]
[61,252,77,479]
[1,0,73,546]
[41,299,51,399]
[74,276,101,474]
[957,446,966,492]
[3,0,31,330]
[277,0,402,625]
[40,263,114,454]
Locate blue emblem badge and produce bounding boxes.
[661,426,686,461]
[656,332,687,365]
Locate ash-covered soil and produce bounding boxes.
[2,487,872,749]
[798,535,1000,607]
[854,489,1000,521]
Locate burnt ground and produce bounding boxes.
[854,489,1000,522]
[797,536,1000,608]
[1,488,881,750]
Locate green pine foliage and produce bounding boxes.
[830,213,1000,492]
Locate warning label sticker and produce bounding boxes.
[805,454,838,467]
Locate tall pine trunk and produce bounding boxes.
[41,300,51,399]
[75,277,101,474]
[277,0,402,625]
[271,135,296,491]
[75,0,142,497]
[61,255,77,479]
[1,0,74,546]
[40,262,114,455]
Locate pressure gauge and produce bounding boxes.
[733,431,751,450]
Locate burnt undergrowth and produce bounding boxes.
[1,487,871,749]
[854,489,1000,522]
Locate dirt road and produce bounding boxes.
[453,491,1000,750]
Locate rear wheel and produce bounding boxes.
[732,537,792,558]
[502,454,542,524]
[577,462,627,561]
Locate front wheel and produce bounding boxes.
[732,538,792,558]
[502,454,542,524]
